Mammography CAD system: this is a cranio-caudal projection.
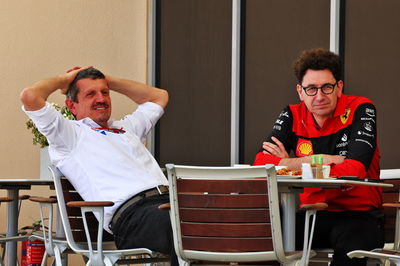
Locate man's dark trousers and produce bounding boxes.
[296,210,384,266]
[111,194,179,266]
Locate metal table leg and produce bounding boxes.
[280,191,297,251]
[5,189,18,266]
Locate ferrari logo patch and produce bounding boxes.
[340,109,351,124]
[296,139,313,157]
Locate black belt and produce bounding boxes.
[110,185,169,229]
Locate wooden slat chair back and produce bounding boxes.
[382,179,400,245]
[177,178,271,252]
[60,178,114,243]
[166,164,306,265]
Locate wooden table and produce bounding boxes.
[0,179,53,266]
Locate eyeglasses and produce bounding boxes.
[301,82,337,96]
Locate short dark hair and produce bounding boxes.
[293,48,342,84]
[66,68,106,102]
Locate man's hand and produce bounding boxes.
[20,66,91,111]
[59,66,92,94]
[262,136,289,158]
[66,66,82,73]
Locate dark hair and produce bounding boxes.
[66,68,106,102]
[293,48,342,84]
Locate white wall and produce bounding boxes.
[0,0,148,263]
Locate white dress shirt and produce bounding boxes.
[23,102,168,232]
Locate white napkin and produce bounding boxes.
[302,163,314,179]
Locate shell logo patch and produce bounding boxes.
[340,108,351,124]
[296,139,313,157]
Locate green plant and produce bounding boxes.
[26,103,75,148]
[21,219,43,232]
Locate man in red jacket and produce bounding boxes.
[253,48,384,266]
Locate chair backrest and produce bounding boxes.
[382,178,400,244]
[166,164,289,263]
[48,165,113,252]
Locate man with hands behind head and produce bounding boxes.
[20,67,178,265]
[253,48,384,266]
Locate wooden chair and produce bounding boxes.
[348,175,400,265]
[31,165,169,266]
[166,163,317,265]
[28,195,68,266]
[299,203,328,265]
[381,176,400,251]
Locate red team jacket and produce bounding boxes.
[253,94,382,211]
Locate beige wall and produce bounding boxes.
[0,0,148,263]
